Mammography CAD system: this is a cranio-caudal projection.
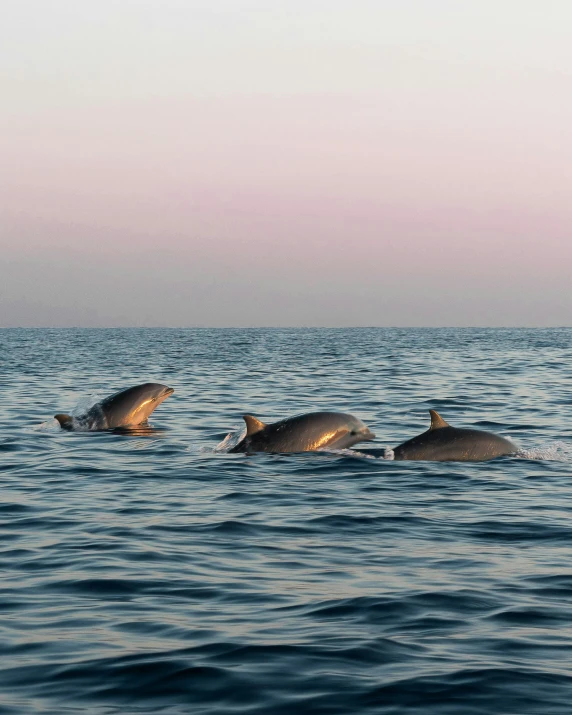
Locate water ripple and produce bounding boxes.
[1,328,572,714]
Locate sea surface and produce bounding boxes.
[1,327,572,714]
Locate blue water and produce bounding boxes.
[1,327,572,714]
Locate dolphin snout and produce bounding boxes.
[152,386,174,402]
[362,429,376,441]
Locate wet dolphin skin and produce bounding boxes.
[55,383,174,431]
[393,410,516,462]
[230,411,376,453]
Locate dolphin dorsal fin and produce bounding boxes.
[429,410,450,430]
[243,415,266,436]
[54,413,73,429]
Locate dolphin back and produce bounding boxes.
[393,410,516,462]
[394,426,515,461]
[231,411,375,453]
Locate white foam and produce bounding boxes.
[213,427,247,453]
[31,418,62,432]
[515,441,572,462]
[323,447,394,460]
[322,448,377,459]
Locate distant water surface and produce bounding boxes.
[1,327,572,714]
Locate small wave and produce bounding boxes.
[516,441,572,462]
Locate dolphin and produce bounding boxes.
[392,409,516,461]
[229,411,376,453]
[54,383,174,431]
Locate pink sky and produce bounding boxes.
[1,1,571,326]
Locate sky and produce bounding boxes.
[1,0,571,327]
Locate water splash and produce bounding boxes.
[33,393,104,432]
[71,393,102,416]
[516,441,572,462]
[325,447,394,460]
[32,418,62,432]
[323,448,378,459]
[213,428,246,453]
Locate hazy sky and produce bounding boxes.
[1,0,571,327]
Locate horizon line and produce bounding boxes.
[1,325,570,330]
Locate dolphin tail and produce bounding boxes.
[54,413,74,430]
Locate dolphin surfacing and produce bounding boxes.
[55,383,174,431]
[393,409,516,462]
[229,411,376,453]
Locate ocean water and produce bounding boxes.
[1,327,572,714]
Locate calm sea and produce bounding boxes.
[1,327,572,714]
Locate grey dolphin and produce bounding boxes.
[55,383,174,431]
[393,409,516,461]
[229,411,376,453]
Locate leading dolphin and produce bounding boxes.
[392,409,516,461]
[229,411,376,453]
[55,383,174,431]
